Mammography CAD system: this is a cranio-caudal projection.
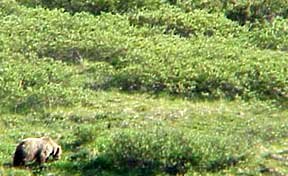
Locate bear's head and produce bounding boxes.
[42,137,62,161]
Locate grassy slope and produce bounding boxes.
[1,63,288,175]
[0,0,288,175]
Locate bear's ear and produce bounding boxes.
[55,134,62,143]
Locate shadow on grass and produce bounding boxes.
[60,158,160,176]
[53,155,244,176]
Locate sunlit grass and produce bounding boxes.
[0,91,287,175]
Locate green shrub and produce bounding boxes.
[16,0,163,15]
[78,62,116,91]
[0,52,91,112]
[95,128,246,174]
[225,0,288,25]
[166,0,224,12]
[169,0,288,25]
[0,7,137,62]
[129,5,244,38]
[249,18,288,50]
[0,3,287,103]
[112,36,288,102]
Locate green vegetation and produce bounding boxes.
[16,0,163,15]
[0,0,288,175]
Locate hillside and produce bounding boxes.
[0,0,288,175]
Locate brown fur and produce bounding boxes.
[13,137,62,166]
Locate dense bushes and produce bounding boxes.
[93,128,246,174]
[1,1,288,176]
[1,3,287,103]
[15,0,288,26]
[249,18,288,50]
[113,36,288,102]
[16,0,163,15]
[129,6,244,38]
[0,52,90,112]
[170,0,288,25]
[225,0,288,25]
[0,7,127,61]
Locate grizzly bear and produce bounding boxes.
[13,137,62,166]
